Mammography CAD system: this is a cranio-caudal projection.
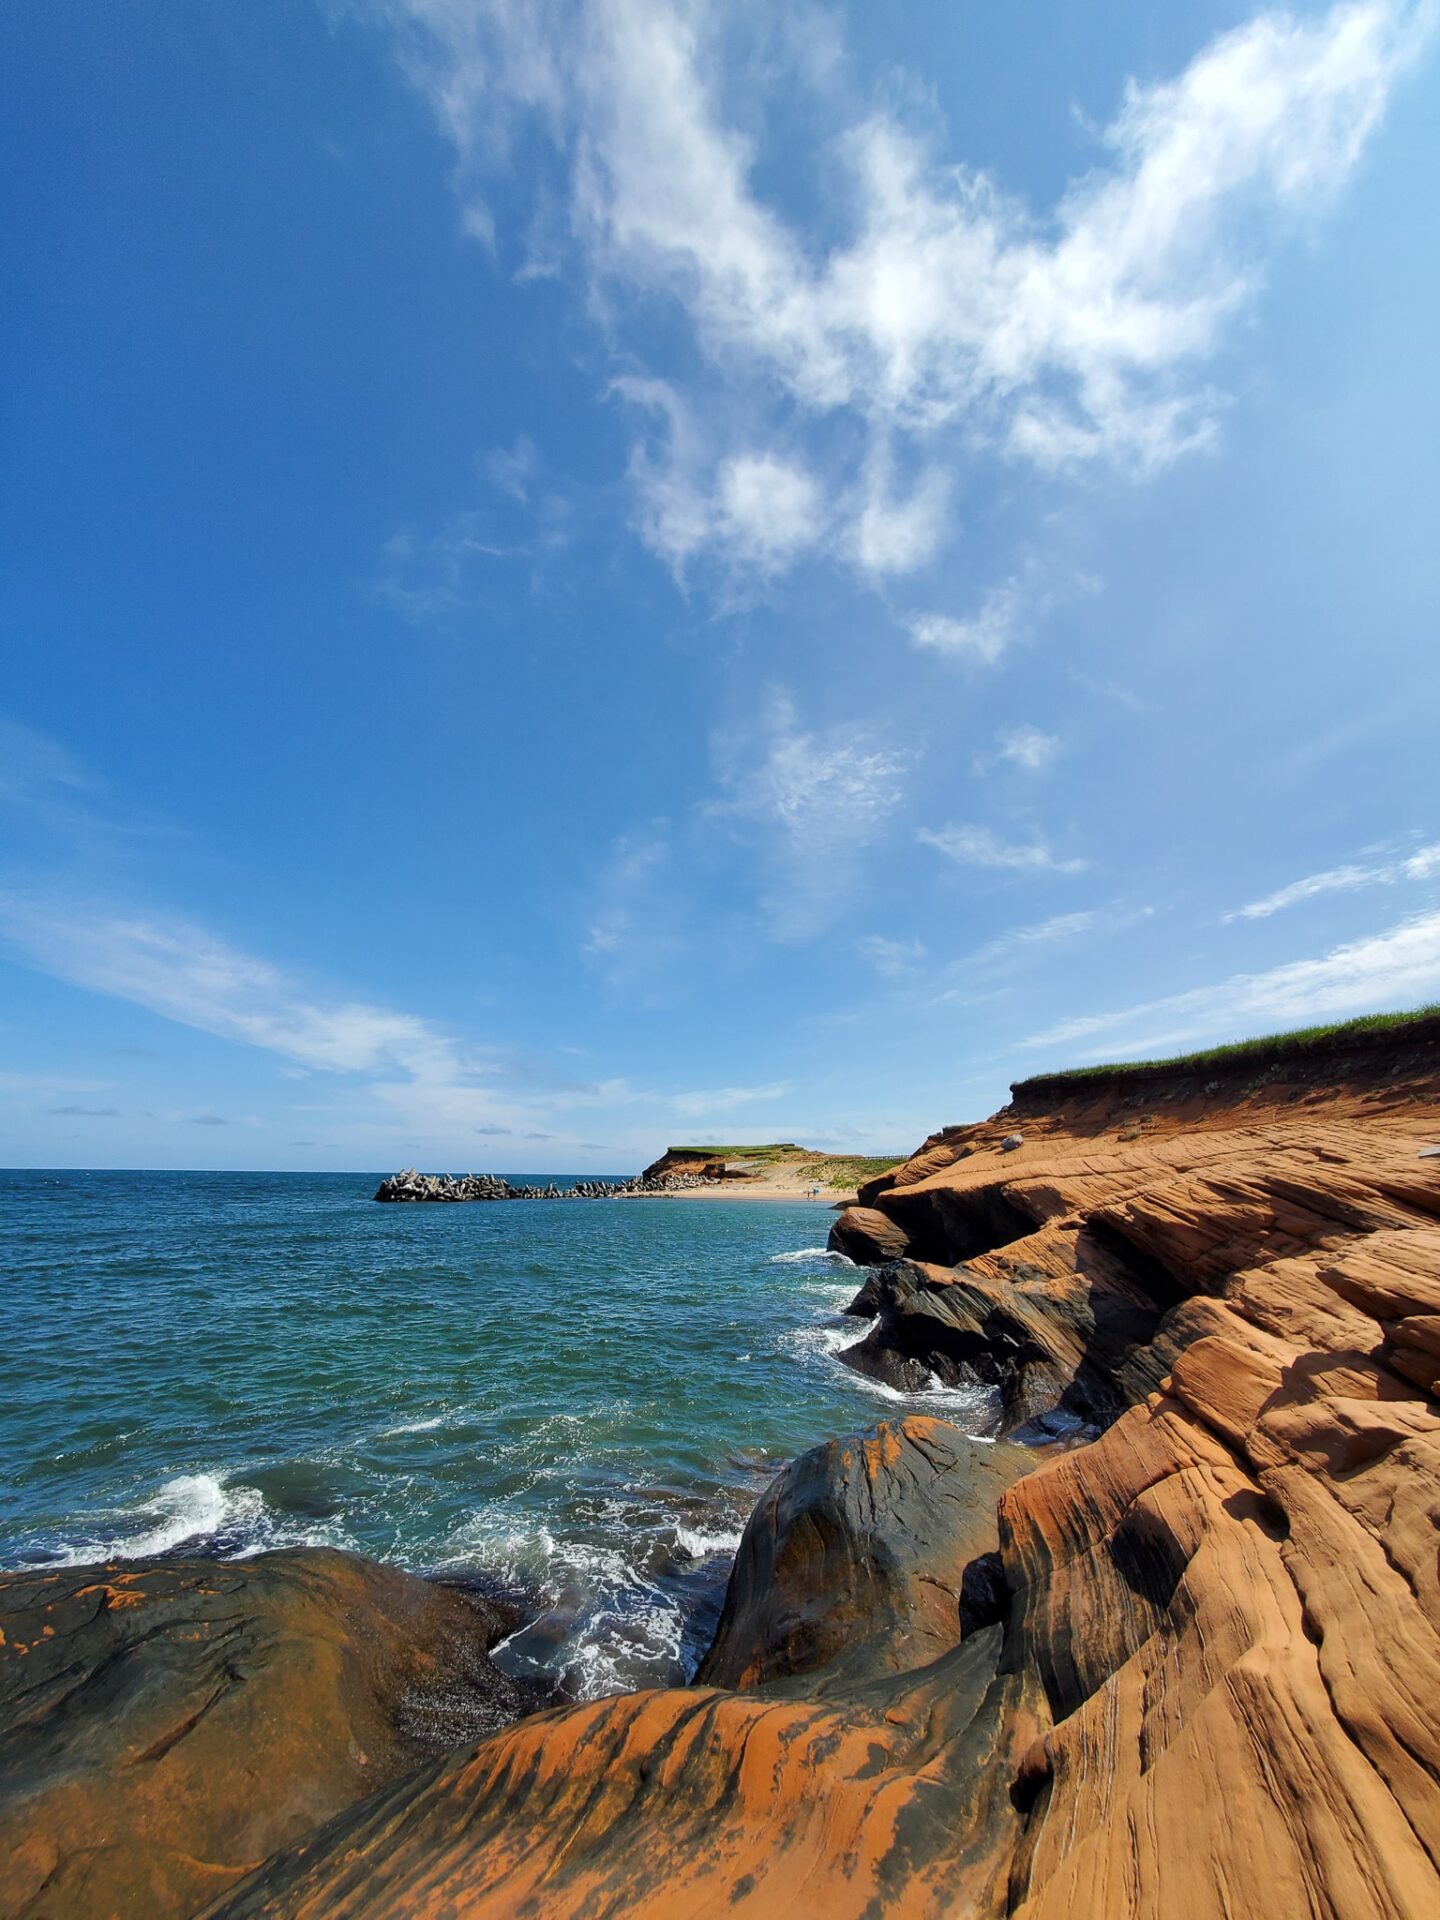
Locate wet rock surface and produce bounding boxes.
[0,1548,530,1920]
[836,1254,1157,1432]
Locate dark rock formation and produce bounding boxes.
[374,1168,711,1202]
[697,1415,1026,1695]
[826,1203,911,1264]
[836,1254,1158,1433]
[0,1548,530,1920]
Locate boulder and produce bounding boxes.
[697,1415,1027,1695]
[826,1204,911,1265]
[0,1548,530,1920]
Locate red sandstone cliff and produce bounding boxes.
[6,1023,1439,1919]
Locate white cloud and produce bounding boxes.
[971,911,1101,964]
[1224,838,1440,919]
[716,452,825,570]
[857,934,927,977]
[0,884,809,1159]
[711,688,912,936]
[846,460,950,578]
[918,823,1088,874]
[666,1080,791,1119]
[381,0,1436,580]
[481,432,540,500]
[581,822,688,997]
[1025,907,1440,1055]
[962,903,1155,970]
[0,895,466,1079]
[993,725,1060,773]
[909,582,1021,664]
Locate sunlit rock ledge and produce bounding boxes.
[4,1013,1439,1920]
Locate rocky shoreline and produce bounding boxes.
[5,1018,1440,1919]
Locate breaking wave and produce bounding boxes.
[42,1471,359,1568]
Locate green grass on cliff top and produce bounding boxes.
[663,1143,804,1160]
[1012,1004,1440,1093]
[663,1144,903,1184]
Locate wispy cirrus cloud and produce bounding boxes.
[920,904,1153,1004]
[857,934,927,977]
[0,884,802,1153]
[1223,838,1440,920]
[582,821,689,999]
[710,688,912,937]
[376,0,1435,590]
[1025,908,1440,1057]
[917,823,1088,875]
[666,1080,791,1119]
[0,893,468,1079]
[907,584,1022,665]
[969,911,1104,966]
[988,726,1061,775]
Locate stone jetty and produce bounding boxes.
[372,1168,711,1203]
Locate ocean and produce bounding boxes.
[1,1169,995,1699]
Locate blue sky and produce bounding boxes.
[2,0,1438,1171]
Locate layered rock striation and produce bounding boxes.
[8,1021,1440,1918]
[215,1023,1440,1918]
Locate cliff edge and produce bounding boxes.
[203,1018,1440,1919]
[6,1021,1438,1920]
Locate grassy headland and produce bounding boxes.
[1012,1004,1440,1098]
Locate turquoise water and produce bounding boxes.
[1,1170,993,1697]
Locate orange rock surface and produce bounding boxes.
[127,1029,1440,1914]
[0,1549,527,1920]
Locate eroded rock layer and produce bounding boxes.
[208,1028,1440,1919]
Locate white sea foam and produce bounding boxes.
[441,1490,746,1703]
[674,1522,744,1559]
[464,1519,685,1699]
[376,1413,450,1437]
[784,1315,999,1430]
[768,1246,855,1266]
[47,1470,359,1567]
[121,1474,256,1557]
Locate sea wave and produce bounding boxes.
[673,1521,744,1559]
[375,1412,451,1437]
[784,1315,999,1430]
[768,1246,855,1266]
[439,1514,690,1701]
[43,1470,359,1567]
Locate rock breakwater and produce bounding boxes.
[372,1168,711,1202]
